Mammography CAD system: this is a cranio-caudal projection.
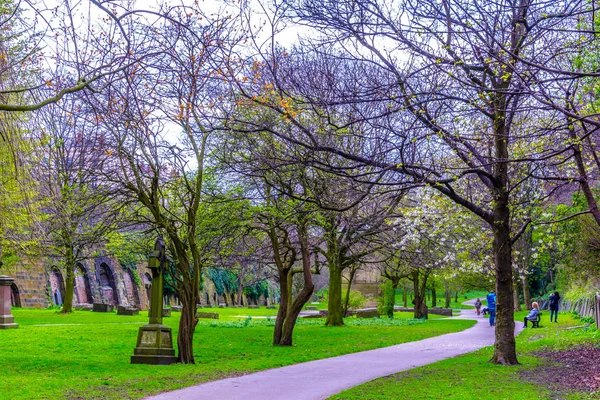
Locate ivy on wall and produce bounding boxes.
[206,268,238,295]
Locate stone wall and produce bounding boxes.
[5,255,278,310]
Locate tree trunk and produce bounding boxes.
[286,271,294,313]
[280,222,315,346]
[431,286,437,307]
[522,275,531,310]
[273,270,289,345]
[177,288,198,364]
[237,284,244,306]
[513,280,522,311]
[326,264,344,326]
[489,115,518,365]
[412,271,429,319]
[61,245,75,314]
[402,288,407,308]
[342,267,357,316]
[454,291,458,303]
[445,287,451,309]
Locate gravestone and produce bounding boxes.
[305,306,318,311]
[171,306,182,312]
[218,303,226,308]
[248,305,260,309]
[131,237,177,365]
[266,305,277,309]
[74,303,93,311]
[162,308,171,317]
[196,312,219,319]
[356,309,380,318]
[117,305,140,316]
[93,303,114,312]
[0,276,18,329]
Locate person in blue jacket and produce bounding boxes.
[523,302,540,328]
[487,290,496,326]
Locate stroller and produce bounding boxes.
[482,307,489,316]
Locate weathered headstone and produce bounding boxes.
[92,303,114,312]
[171,306,182,312]
[266,305,277,309]
[356,309,380,318]
[196,312,219,319]
[0,276,18,329]
[248,305,260,309]
[117,305,140,316]
[162,308,171,317]
[218,303,226,308]
[306,306,318,311]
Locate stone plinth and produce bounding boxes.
[117,306,140,316]
[356,309,380,318]
[196,312,219,319]
[131,324,177,365]
[0,276,18,329]
[93,303,114,312]
[74,304,93,311]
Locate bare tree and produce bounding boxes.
[225,0,595,365]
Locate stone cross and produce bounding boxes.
[131,236,176,365]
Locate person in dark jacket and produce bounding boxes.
[523,302,540,328]
[549,291,560,322]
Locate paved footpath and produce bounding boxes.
[147,305,523,400]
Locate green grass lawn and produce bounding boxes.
[0,308,474,399]
[331,312,598,400]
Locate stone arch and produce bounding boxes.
[98,263,119,305]
[49,267,66,306]
[123,270,141,307]
[143,272,152,307]
[10,283,22,307]
[74,263,93,304]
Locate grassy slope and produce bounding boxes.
[332,311,598,400]
[0,308,474,399]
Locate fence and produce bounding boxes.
[555,294,600,329]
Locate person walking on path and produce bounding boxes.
[523,302,540,328]
[474,298,482,317]
[549,291,560,322]
[486,291,496,326]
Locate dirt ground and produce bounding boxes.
[522,344,600,398]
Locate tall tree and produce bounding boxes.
[227,0,588,364]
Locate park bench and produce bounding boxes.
[532,312,542,328]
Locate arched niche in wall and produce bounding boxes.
[122,270,141,307]
[49,267,66,306]
[10,283,22,307]
[143,272,152,307]
[74,263,93,304]
[98,263,118,305]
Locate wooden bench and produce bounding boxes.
[532,312,542,328]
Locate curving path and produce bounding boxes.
[146,305,523,400]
